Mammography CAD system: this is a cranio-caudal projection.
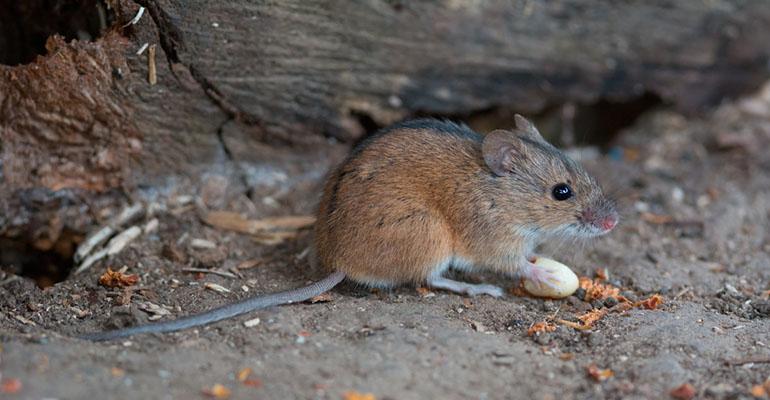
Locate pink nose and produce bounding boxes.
[598,215,618,231]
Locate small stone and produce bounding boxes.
[507,319,526,329]
[573,288,587,301]
[753,300,770,317]
[190,238,217,249]
[620,291,637,302]
[534,333,551,346]
[604,297,619,308]
[591,300,605,309]
[705,383,735,397]
[542,300,558,312]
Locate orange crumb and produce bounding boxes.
[343,391,376,400]
[236,367,252,382]
[1,378,22,394]
[637,294,664,310]
[586,364,614,382]
[527,321,557,336]
[203,384,231,399]
[98,268,139,288]
[750,385,767,398]
[670,383,696,400]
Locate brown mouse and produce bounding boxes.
[79,115,617,341]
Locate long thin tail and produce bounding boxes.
[79,271,346,341]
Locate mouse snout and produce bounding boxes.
[581,208,619,233]
[597,213,618,231]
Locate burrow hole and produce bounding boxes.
[0,0,115,66]
[0,231,80,288]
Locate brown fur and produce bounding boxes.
[314,117,616,287]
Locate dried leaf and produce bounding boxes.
[204,282,231,294]
[640,212,674,224]
[138,303,171,321]
[253,231,300,245]
[586,364,614,382]
[342,391,376,400]
[557,308,609,331]
[98,268,139,288]
[559,353,575,361]
[527,321,557,336]
[416,287,435,298]
[203,384,231,399]
[307,292,333,303]
[236,259,261,269]
[1,378,22,394]
[577,308,609,327]
[670,383,697,400]
[203,211,315,235]
[638,294,664,310]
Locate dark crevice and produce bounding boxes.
[350,92,663,150]
[0,0,115,66]
[132,0,286,145]
[0,231,78,288]
[216,119,254,199]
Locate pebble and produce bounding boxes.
[591,300,605,309]
[620,291,638,302]
[542,300,558,312]
[587,332,605,347]
[753,300,770,317]
[604,297,619,308]
[705,383,735,397]
[573,288,587,301]
[534,333,551,345]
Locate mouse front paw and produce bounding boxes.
[519,262,563,292]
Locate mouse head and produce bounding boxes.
[482,115,618,237]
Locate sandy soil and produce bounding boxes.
[2,88,770,400]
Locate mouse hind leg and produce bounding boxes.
[427,275,505,297]
[426,257,505,298]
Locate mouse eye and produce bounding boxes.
[552,183,573,201]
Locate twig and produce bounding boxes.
[74,203,144,263]
[122,6,145,27]
[0,276,20,287]
[724,356,770,366]
[181,268,237,279]
[148,44,157,85]
[73,225,142,275]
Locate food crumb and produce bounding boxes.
[670,383,697,400]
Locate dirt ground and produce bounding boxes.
[2,86,770,400]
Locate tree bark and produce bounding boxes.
[1,0,769,235]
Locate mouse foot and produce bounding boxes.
[427,276,504,297]
[519,261,562,292]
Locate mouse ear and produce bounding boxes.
[513,114,544,141]
[482,130,526,176]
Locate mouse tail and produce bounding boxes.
[78,271,346,341]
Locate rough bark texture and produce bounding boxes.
[1,0,770,236]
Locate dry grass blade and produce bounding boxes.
[203,211,315,235]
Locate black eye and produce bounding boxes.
[552,183,573,201]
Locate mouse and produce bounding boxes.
[78,115,617,341]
